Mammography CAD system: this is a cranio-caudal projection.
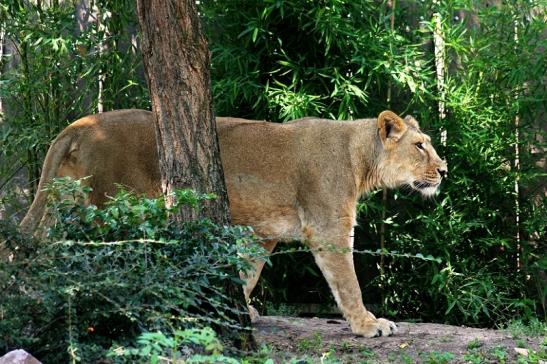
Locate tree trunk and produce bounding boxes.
[0,27,4,118]
[136,0,229,224]
[136,0,252,348]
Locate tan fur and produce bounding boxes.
[21,109,446,338]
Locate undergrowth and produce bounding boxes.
[0,178,265,363]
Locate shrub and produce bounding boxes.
[0,178,264,363]
[108,327,240,364]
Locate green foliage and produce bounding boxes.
[491,345,508,364]
[505,318,547,339]
[0,178,264,363]
[464,340,547,364]
[296,332,323,353]
[371,2,546,325]
[0,0,148,218]
[467,339,482,350]
[203,0,431,121]
[108,327,240,364]
[422,351,455,364]
[42,177,219,241]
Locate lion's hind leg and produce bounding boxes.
[240,239,278,321]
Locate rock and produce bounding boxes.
[514,347,529,357]
[0,350,42,364]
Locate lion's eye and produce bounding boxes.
[416,142,424,150]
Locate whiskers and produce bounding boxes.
[412,180,435,189]
[411,180,441,199]
[399,183,415,196]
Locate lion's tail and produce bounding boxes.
[19,132,74,235]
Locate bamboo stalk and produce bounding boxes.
[433,12,447,147]
[513,19,521,270]
[95,2,106,113]
[379,0,397,296]
[0,27,4,118]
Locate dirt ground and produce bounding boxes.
[253,316,545,363]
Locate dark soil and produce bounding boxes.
[253,316,544,363]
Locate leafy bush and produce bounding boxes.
[0,178,264,363]
[108,327,240,364]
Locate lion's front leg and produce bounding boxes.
[309,232,398,338]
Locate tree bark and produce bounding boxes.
[136,0,230,224]
[136,0,252,348]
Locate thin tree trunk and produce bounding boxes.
[137,0,230,224]
[433,12,447,147]
[0,27,4,118]
[136,0,251,347]
[20,41,40,197]
[379,0,397,300]
[96,2,106,113]
[75,0,94,112]
[513,19,521,270]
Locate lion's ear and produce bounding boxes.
[377,110,407,145]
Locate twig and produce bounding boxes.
[0,161,26,191]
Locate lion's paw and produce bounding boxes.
[352,317,398,338]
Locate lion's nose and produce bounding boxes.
[437,167,447,178]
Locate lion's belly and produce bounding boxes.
[225,173,302,242]
[230,201,302,242]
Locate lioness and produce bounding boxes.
[21,109,446,338]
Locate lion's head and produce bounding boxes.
[375,110,447,197]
